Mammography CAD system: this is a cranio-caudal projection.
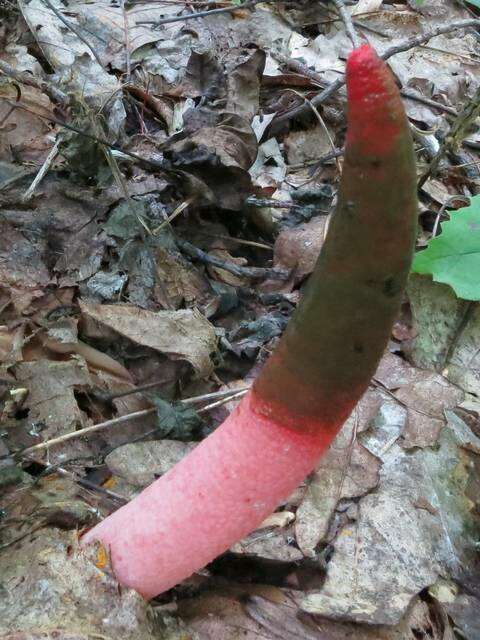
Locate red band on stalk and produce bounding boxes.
[346,45,404,156]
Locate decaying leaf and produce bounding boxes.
[295,389,382,556]
[0,529,160,639]
[80,300,217,376]
[10,358,93,462]
[0,222,51,313]
[105,440,196,488]
[408,275,480,397]
[178,589,449,640]
[153,246,211,309]
[301,398,480,625]
[273,217,328,285]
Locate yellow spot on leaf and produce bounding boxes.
[95,543,109,570]
[102,476,117,489]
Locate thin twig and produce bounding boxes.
[400,88,458,117]
[3,99,165,170]
[275,18,480,124]
[382,19,480,60]
[285,88,341,174]
[152,198,193,235]
[246,196,303,210]
[443,302,475,370]
[331,0,360,48]
[281,53,458,120]
[0,523,46,550]
[287,147,344,173]
[418,84,480,188]
[17,408,155,458]
[431,195,468,238]
[198,389,248,413]
[177,238,289,280]
[55,466,128,503]
[22,135,63,201]
[121,0,132,81]
[6,387,251,460]
[195,231,273,251]
[371,379,439,420]
[111,383,249,403]
[136,0,267,27]
[0,59,67,104]
[276,52,326,88]
[95,386,252,458]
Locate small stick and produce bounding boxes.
[121,0,131,81]
[177,239,289,280]
[194,231,273,251]
[275,18,480,124]
[198,389,248,413]
[418,84,480,188]
[3,100,165,170]
[22,136,63,201]
[285,88,341,175]
[136,0,267,27]
[277,53,458,118]
[56,466,128,503]
[331,0,360,49]
[400,88,458,117]
[152,198,193,235]
[0,523,46,551]
[246,196,303,209]
[9,388,251,459]
[431,195,467,238]
[110,383,249,403]
[18,408,155,458]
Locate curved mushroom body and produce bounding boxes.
[82,45,417,599]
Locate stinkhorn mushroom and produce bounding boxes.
[82,45,417,599]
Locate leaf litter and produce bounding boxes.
[0,0,480,638]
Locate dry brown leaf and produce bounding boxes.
[12,358,92,462]
[0,83,55,163]
[79,300,217,377]
[273,217,328,285]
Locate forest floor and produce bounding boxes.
[0,1,480,638]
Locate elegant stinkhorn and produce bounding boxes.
[82,45,417,599]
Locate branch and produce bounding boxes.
[275,18,480,124]
[177,239,289,280]
[136,0,270,27]
[331,0,360,49]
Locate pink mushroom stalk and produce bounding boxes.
[82,45,417,599]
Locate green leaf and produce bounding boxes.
[465,0,480,8]
[150,396,203,440]
[412,195,480,300]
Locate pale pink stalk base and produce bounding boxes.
[81,392,331,598]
